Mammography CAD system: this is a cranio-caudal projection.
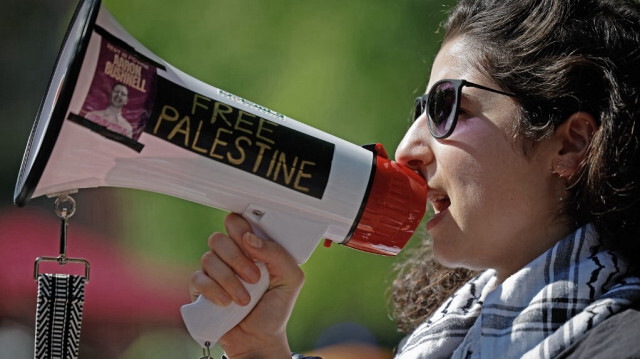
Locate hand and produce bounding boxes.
[189,213,304,359]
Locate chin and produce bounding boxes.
[432,243,460,269]
[433,242,479,271]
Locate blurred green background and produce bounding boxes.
[0,0,453,357]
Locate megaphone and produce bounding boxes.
[14,0,427,347]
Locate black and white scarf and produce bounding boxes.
[395,224,640,359]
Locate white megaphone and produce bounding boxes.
[14,0,427,348]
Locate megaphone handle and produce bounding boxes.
[181,219,273,347]
[180,262,270,348]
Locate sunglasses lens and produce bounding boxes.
[427,81,457,137]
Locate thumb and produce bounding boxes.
[241,232,303,287]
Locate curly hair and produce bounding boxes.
[391,0,640,333]
[390,234,476,333]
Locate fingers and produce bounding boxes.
[189,269,232,306]
[241,232,304,291]
[190,214,260,307]
[221,213,303,287]
[207,232,261,283]
[190,213,304,308]
[224,213,254,246]
[200,248,253,306]
[194,230,259,306]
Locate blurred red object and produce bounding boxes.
[0,207,191,325]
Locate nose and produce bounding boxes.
[395,115,434,174]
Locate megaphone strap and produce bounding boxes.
[34,273,86,359]
[32,193,89,359]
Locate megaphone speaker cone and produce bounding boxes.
[14,0,101,206]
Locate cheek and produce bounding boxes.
[459,153,545,238]
[445,128,523,225]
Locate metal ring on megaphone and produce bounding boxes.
[54,194,76,219]
[199,341,212,359]
[32,192,90,282]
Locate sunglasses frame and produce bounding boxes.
[415,79,517,139]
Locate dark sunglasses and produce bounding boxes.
[414,79,517,139]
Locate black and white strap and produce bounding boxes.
[34,273,86,359]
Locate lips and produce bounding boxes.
[426,190,450,231]
[428,192,451,214]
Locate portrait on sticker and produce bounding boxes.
[76,37,157,142]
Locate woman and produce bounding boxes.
[189,0,640,357]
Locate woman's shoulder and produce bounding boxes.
[554,301,640,359]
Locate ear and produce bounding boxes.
[551,112,597,179]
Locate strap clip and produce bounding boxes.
[33,192,90,282]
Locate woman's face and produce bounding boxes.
[396,37,569,281]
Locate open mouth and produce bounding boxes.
[426,192,450,231]
[429,193,451,214]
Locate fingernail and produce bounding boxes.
[236,288,250,305]
[244,232,263,248]
[217,292,232,306]
[245,266,260,283]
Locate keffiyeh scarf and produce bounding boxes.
[395,224,640,359]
